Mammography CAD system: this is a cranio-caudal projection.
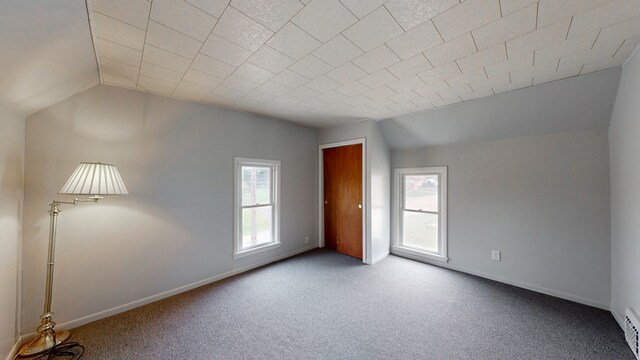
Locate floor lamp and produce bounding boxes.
[17,162,128,357]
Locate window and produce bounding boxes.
[234,157,280,258]
[393,167,448,262]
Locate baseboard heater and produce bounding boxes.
[626,308,640,359]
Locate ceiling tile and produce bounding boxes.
[140,62,184,84]
[336,81,370,96]
[257,80,291,96]
[191,53,236,77]
[506,18,571,56]
[97,38,142,67]
[509,60,558,85]
[200,34,253,66]
[387,75,426,93]
[472,3,537,50]
[326,62,368,84]
[387,54,433,79]
[432,0,501,41]
[247,45,296,73]
[499,0,538,16]
[343,7,404,52]
[230,0,303,31]
[213,6,274,51]
[305,76,342,92]
[423,33,477,66]
[292,0,358,42]
[340,0,387,19]
[209,85,247,100]
[456,43,506,73]
[485,52,533,78]
[222,75,260,93]
[94,13,146,51]
[91,0,639,126]
[533,65,581,85]
[362,85,396,101]
[173,80,213,100]
[185,0,229,18]
[417,62,461,84]
[289,55,334,79]
[233,62,275,84]
[318,90,343,102]
[93,0,150,29]
[142,45,192,73]
[386,20,443,60]
[289,86,321,100]
[244,89,276,103]
[385,0,459,31]
[312,35,364,67]
[568,0,640,38]
[146,21,203,58]
[150,0,218,41]
[592,16,640,54]
[446,68,487,87]
[538,0,612,28]
[352,45,401,73]
[183,68,225,88]
[138,75,179,96]
[534,31,599,64]
[358,69,398,88]
[100,57,139,87]
[270,69,310,88]
[267,23,322,60]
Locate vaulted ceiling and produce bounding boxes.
[1,1,638,125]
[90,0,640,126]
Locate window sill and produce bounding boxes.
[392,245,448,263]
[234,242,281,259]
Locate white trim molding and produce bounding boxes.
[392,166,448,263]
[19,245,318,339]
[233,157,281,259]
[318,138,368,263]
[393,254,610,310]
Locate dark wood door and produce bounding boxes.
[323,144,363,259]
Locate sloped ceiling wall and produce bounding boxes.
[0,0,99,117]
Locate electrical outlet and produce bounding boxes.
[492,250,501,261]
[305,236,309,244]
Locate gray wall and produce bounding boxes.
[609,52,640,325]
[22,85,318,332]
[380,68,621,148]
[391,128,612,308]
[0,104,24,358]
[318,120,391,264]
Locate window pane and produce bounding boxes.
[242,206,273,248]
[402,211,439,253]
[242,166,271,206]
[404,175,438,212]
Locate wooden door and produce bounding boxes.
[323,144,363,259]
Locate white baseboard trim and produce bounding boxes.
[22,245,318,337]
[371,250,389,264]
[391,251,610,310]
[611,307,625,329]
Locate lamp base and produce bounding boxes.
[17,330,70,357]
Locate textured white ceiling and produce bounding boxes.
[0,0,99,117]
[91,0,640,127]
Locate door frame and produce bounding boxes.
[318,138,367,263]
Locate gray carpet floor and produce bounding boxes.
[69,249,634,359]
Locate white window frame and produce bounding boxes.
[392,166,448,263]
[233,157,281,259]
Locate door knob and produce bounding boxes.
[358,204,362,209]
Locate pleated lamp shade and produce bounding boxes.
[59,162,128,195]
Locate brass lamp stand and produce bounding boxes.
[17,162,128,357]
